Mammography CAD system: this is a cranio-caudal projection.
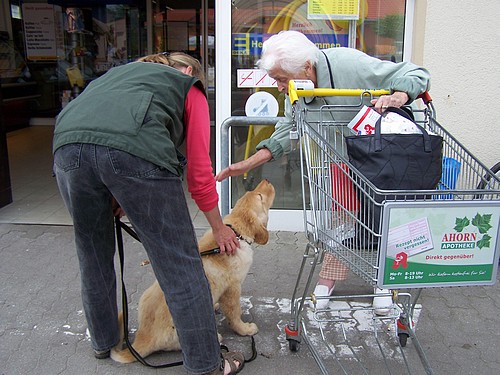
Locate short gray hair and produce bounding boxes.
[257,30,320,74]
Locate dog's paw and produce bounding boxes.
[239,322,258,336]
[218,332,223,342]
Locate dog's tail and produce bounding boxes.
[110,345,138,364]
[110,311,138,363]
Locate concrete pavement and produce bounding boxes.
[1,222,499,375]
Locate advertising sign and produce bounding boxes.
[378,201,500,288]
[232,33,348,56]
[22,3,61,61]
[307,0,360,20]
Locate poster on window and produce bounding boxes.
[22,3,62,61]
[378,201,500,289]
[307,0,360,20]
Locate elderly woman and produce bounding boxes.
[216,30,430,312]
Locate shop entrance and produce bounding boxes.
[0,0,215,213]
[217,0,410,230]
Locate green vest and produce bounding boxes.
[53,61,203,176]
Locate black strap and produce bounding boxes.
[115,216,183,368]
[245,336,257,363]
[374,107,433,153]
[118,219,222,256]
[114,217,258,368]
[322,50,335,88]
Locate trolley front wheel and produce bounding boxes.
[398,332,409,347]
[397,316,414,347]
[288,338,300,352]
[285,324,300,352]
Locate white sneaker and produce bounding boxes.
[373,288,392,316]
[309,284,334,309]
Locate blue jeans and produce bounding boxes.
[54,143,221,374]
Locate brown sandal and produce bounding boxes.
[222,351,245,374]
[205,351,245,375]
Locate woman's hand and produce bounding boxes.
[212,224,240,255]
[203,206,240,254]
[112,197,126,218]
[371,91,409,113]
[216,161,248,182]
[216,148,272,182]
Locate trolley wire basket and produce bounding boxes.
[284,81,500,375]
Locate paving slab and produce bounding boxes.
[1,223,499,375]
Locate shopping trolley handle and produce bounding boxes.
[288,80,390,104]
[417,91,433,105]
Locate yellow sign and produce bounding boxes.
[308,0,360,20]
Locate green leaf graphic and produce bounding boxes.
[477,234,492,249]
[471,213,492,234]
[454,217,470,232]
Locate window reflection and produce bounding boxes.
[230,0,407,209]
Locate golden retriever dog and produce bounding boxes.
[111,179,275,363]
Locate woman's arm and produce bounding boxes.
[184,85,239,253]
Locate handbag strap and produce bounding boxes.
[321,51,335,88]
[374,106,433,152]
[382,106,415,121]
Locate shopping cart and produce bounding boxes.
[284,80,500,375]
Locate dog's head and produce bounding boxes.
[225,179,275,245]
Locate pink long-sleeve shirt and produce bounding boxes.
[184,86,218,212]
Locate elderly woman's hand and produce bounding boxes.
[216,148,272,182]
[371,91,409,113]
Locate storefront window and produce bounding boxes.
[229,0,407,209]
[9,1,214,120]
[153,0,215,98]
[12,2,147,117]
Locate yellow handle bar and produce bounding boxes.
[288,80,390,104]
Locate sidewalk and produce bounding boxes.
[1,222,499,375]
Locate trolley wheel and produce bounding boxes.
[288,338,300,352]
[398,332,409,347]
[285,324,300,352]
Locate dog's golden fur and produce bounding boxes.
[111,179,275,363]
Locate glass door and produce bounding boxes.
[154,0,215,163]
[217,0,410,231]
[154,1,215,99]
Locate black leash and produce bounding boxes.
[114,217,257,368]
[115,216,183,368]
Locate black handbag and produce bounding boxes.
[344,106,443,248]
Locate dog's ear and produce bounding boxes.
[253,224,269,245]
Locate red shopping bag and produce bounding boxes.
[330,163,359,212]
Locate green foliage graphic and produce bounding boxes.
[471,213,492,234]
[454,216,470,232]
[477,234,491,249]
[453,213,493,249]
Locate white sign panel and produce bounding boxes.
[379,201,500,289]
[22,3,58,60]
[237,69,277,88]
[245,91,279,117]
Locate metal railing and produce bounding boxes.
[219,116,282,216]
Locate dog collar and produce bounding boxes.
[200,224,253,256]
[226,224,253,245]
